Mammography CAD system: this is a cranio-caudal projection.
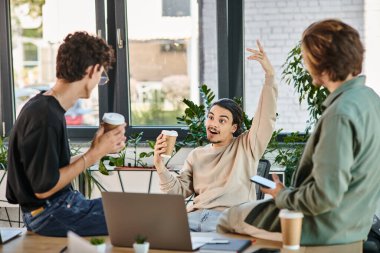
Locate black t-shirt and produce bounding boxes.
[6,93,71,211]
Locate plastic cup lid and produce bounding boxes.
[102,113,125,125]
[161,130,178,137]
[279,209,304,219]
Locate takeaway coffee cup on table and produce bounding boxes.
[102,113,125,132]
[161,130,178,158]
[279,209,304,250]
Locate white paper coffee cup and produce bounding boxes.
[160,130,178,158]
[279,209,304,250]
[102,113,125,132]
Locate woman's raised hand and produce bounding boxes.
[246,40,275,76]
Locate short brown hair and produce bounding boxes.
[301,19,364,82]
[56,31,115,82]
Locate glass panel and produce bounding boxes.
[244,0,380,132]
[126,0,199,126]
[11,0,99,126]
[162,0,190,17]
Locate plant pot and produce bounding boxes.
[133,242,150,253]
[95,243,106,253]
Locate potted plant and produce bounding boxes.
[98,132,155,172]
[90,237,106,252]
[84,132,156,198]
[133,234,149,253]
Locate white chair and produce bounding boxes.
[0,169,23,227]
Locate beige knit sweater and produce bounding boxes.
[158,75,278,212]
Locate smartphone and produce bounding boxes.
[252,248,280,253]
[250,175,276,189]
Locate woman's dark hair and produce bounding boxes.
[56,31,115,82]
[209,98,244,137]
[301,19,364,82]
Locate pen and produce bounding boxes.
[59,246,68,253]
[208,239,230,244]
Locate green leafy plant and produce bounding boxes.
[0,137,8,191]
[273,132,309,185]
[135,234,147,244]
[277,42,329,185]
[0,137,8,170]
[282,42,329,127]
[98,146,126,176]
[98,132,155,174]
[90,237,105,245]
[126,132,144,167]
[125,132,154,167]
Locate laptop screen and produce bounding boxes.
[0,228,25,244]
[101,192,196,251]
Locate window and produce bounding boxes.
[122,0,200,131]
[162,0,190,17]
[23,42,38,64]
[9,0,99,129]
[160,41,186,53]
[4,1,376,141]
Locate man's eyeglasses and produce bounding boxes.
[99,71,109,86]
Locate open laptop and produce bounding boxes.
[0,227,25,244]
[101,192,207,251]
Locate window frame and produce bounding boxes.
[0,0,15,138]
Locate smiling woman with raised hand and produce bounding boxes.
[153,40,278,232]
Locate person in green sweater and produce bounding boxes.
[154,40,278,232]
[218,19,380,246]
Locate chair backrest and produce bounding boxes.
[255,159,271,200]
[0,170,19,208]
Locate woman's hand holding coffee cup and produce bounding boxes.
[153,130,178,172]
[154,133,168,172]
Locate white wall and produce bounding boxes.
[364,0,380,94]
[244,0,366,132]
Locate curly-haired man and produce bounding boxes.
[6,32,126,237]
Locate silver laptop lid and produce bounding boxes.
[0,228,25,244]
[101,192,194,251]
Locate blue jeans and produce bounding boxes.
[23,190,107,237]
[188,209,222,232]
